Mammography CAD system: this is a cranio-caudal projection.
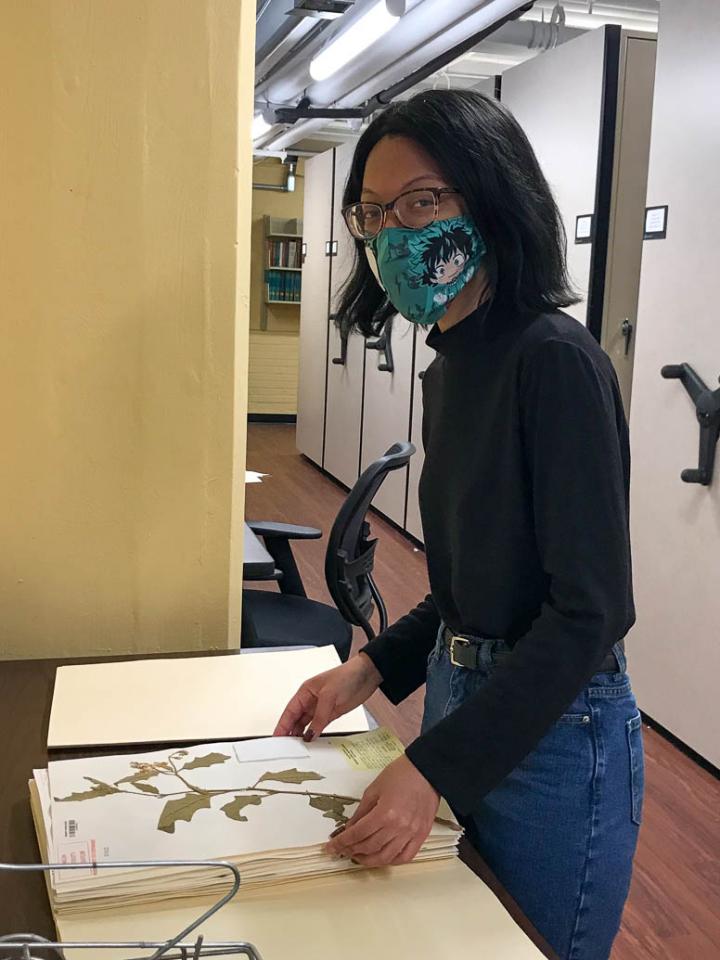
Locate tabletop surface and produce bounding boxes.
[0,651,552,956]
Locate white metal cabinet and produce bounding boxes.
[323,143,365,488]
[295,149,334,465]
[360,316,415,527]
[501,27,607,326]
[628,0,720,767]
[405,328,438,543]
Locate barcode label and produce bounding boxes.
[66,819,78,839]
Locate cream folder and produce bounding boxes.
[48,647,369,749]
[56,859,545,960]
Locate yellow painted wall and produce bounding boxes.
[0,0,255,659]
[248,159,304,414]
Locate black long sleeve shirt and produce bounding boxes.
[362,304,635,816]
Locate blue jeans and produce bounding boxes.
[422,632,643,960]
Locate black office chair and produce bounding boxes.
[242,441,415,661]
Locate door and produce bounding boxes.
[601,35,657,413]
[500,26,610,327]
[628,0,720,766]
[360,315,414,527]
[295,149,334,465]
[405,328,437,543]
[324,142,365,488]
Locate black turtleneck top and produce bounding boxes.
[362,304,635,815]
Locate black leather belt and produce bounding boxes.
[442,626,624,673]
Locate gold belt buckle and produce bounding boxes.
[450,635,470,668]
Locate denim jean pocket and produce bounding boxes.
[626,712,645,825]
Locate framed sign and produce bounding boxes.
[575,214,594,244]
[644,204,668,240]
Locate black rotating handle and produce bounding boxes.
[330,314,348,366]
[661,363,720,486]
[366,316,394,373]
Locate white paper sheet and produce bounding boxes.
[48,646,369,749]
[245,471,268,484]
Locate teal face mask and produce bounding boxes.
[366,215,486,326]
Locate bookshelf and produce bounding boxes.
[262,215,303,329]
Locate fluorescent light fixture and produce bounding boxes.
[309,1,400,83]
[252,113,272,141]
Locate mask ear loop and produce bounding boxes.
[364,241,386,292]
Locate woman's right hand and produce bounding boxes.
[274,653,383,741]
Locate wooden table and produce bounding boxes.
[0,653,553,957]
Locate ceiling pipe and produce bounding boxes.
[329,0,535,110]
[274,1,534,124]
[256,0,273,23]
[254,147,320,158]
[253,156,299,192]
[257,0,401,103]
[253,182,291,192]
[256,18,330,88]
[259,0,534,113]
[262,118,329,151]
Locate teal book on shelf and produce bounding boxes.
[261,216,303,325]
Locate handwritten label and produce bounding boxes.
[330,728,404,770]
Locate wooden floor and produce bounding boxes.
[246,423,720,960]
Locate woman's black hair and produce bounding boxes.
[336,89,579,337]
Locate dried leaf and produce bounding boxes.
[258,768,325,785]
[115,768,161,787]
[308,794,350,826]
[55,777,121,803]
[221,794,263,822]
[133,782,160,795]
[157,793,211,833]
[180,752,231,771]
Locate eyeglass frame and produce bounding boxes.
[342,186,462,239]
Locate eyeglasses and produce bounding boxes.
[343,187,462,240]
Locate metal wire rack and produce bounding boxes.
[0,860,262,960]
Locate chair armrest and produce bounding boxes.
[248,521,322,541]
[243,568,284,583]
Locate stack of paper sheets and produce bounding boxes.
[30,729,462,918]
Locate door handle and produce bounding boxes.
[330,314,348,365]
[366,316,394,373]
[620,318,634,357]
[661,363,720,486]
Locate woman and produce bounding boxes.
[275,90,643,960]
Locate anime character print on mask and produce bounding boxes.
[367,215,486,326]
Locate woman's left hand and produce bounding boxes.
[325,755,440,867]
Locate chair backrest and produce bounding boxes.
[324,441,415,642]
